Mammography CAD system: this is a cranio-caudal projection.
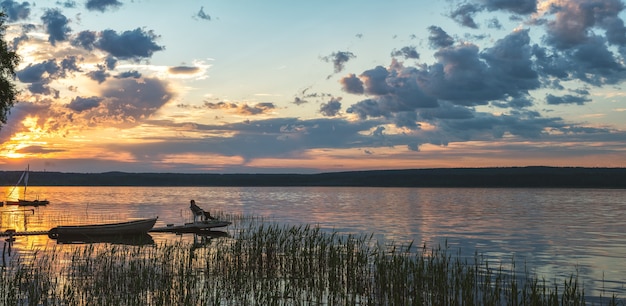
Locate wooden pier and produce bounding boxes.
[0,230,49,237]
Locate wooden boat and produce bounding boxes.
[150,220,231,234]
[48,217,158,238]
[5,165,50,206]
[5,198,50,206]
[53,233,155,245]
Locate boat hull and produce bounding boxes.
[48,217,158,238]
[5,199,49,206]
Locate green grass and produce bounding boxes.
[0,219,622,305]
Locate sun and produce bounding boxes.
[0,116,50,159]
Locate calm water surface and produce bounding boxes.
[1,186,625,298]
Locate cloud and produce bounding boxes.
[69,77,174,126]
[450,3,482,29]
[1,0,31,21]
[86,65,109,83]
[201,101,276,115]
[67,96,103,112]
[428,26,454,48]
[16,56,82,96]
[195,6,211,21]
[72,30,97,50]
[116,70,142,78]
[16,60,60,83]
[57,1,77,9]
[319,97,342,117]
[420,29,539,104]
[545,94,591,105]
[390,46,420,59]
[321,51,356,74]
[482,0,536,14]
[291,87,332,105]
[339,73,364,94]
[544,0,626,50]
[96,28,164,60]
[85,0,122,12]
[121,117,387,163]
[41,8,71,46]
[169,66,200,74]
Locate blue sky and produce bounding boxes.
[0,0,624,173]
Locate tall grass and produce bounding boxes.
[0,220,622,305]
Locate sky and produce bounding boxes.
[0,0,625,173]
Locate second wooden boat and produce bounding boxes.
[48,217,158,238]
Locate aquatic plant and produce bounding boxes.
[0,219,622,305]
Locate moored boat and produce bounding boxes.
[48,217,158,238]
[6,165,50,206]
[5,198,50,206]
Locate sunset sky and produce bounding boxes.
[0,0,624,173]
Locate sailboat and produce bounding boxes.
[5,165,50,206]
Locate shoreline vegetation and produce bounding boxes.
[1,166,626,188]
[0,217,621,305]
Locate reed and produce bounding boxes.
[0,219,622,305]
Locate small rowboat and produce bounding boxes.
[48,217,158,238]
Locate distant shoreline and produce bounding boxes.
[1,166,625,188]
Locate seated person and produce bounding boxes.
[190,199,216,222]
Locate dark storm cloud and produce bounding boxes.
[96,28,164,60]
[322,51,356,73]
[319,97,342,117]
[67,96,103,112]
[196,6,211,20]
[450,3,482,28]
[1,0,31,21]
[41,9,71,46]
[85,0,122,12]
[390,46,420,59]
[428,26,454,49]
[545,94,591,105]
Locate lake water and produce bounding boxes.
[1,186,625,299]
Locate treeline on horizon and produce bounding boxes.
[1,167,625,188]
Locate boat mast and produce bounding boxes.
[23,164,29,200]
